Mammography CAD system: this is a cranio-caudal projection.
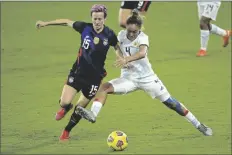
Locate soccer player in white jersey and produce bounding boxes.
[78,10,213,136]
[197,1,231,57]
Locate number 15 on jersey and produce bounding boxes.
[82,38,91,49]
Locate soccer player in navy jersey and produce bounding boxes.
[36,4,123,141]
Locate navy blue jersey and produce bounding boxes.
[71,21,118,81]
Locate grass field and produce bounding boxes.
[1,2,231,154]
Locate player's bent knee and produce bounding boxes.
[200,22,208,30]
[118,16,126,28]
[200,17,210,29]
[60,96,72,106]
[119,22,126,28]
[100,82,114,94]
[118,16,127,28]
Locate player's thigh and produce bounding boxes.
[118,8,132,26]
[76,92,91,108]
[62,72,83,103]
[119,1,136,25]
[109,78,138,95]
[139,77,170,100]
[60,84,77,104]
[202,2,221,21]
[81,79,102,100]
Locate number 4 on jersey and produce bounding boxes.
[125,47,131,56]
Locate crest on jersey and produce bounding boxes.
[103,38,108,46]
[68,76,74,83]
[94,37,99,44]
[133,41,139,47]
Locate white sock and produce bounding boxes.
[185,111,201,128]
[200,30,210,51]
[210,24,227,36]
[91,101,103,117]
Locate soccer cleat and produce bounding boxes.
[196,49,207,57]
[59,130,70,141]
[223,30,232,47]
[55,104,73,121]
[197,123,213,136]
[77,106,96,123]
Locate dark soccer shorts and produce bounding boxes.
[120,1,151,12]
[66,72,102,100]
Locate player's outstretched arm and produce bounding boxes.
[126,45,147,62]
[115,45,147,68]
[114,44,124,59]
[36,19,74,29]
[114,44,130,68]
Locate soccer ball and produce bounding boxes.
[107,131,128,151]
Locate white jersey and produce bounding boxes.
[117,30,156,82]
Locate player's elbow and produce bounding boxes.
[99,83,114,94]
[139,51,146,58]
[138,45,148,58]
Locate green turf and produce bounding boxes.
[1,1,231,154]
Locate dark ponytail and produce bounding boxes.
[126,9,143,28]
[131,9,139,18]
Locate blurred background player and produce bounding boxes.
[78,10,213,137]
[197,1,231,57]
[36,4,122,141]
[119,1,151,28]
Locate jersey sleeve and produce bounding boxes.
[138,34,149,47]
[117,30,124,43]
[72,21,87,33]
[109,31,118,47]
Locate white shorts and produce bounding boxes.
[197,2,221,21]
[108,77,171,102]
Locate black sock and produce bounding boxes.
[64,107,82,132]
[59,100,72,111]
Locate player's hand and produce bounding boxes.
[36,20,47,29]
[115,57,128,68]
